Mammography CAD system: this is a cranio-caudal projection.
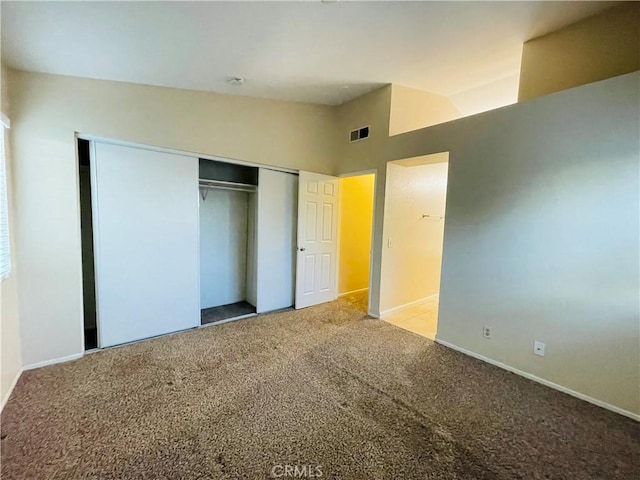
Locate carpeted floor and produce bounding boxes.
[1,292,639,479]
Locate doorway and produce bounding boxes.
[337,172,376,315]
[379,153,449,339]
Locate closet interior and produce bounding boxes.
[78,139,98,350]
[198,159,258,325]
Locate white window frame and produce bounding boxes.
[1,112,11,280]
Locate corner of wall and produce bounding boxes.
[389,84,461,136]
[518,2,640,102]
[1,62,24,411]
[334,85,392,175]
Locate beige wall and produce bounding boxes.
[332,71,639,417]
[0,60,23,408]
[335,86,393,317]
[338,174,375,295]
[6,66,639,418]
[8,69,339,368]
[335,86,392,174]
[449,73,519,117]
[386,72,639,417]
[389,84,460,136]
[380,160,448,314]
[335,85,459,317]
[519,2,640,101]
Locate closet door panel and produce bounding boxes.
[92,142,199,347]
[256,169,298,313]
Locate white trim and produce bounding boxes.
[1,368,22,412]
[334,174,342,301]
[0,112,10,129]
[23,353,84,371]
[435,338,640,422]
[76,133,298,174]
[380,294,438,318]
[338,287,369,297]
[199,313,257,327]
[89,140,104,348]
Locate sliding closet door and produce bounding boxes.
[256,169,298,313]
[92,142,200,347]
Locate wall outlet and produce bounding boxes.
[534,341,546,357]
[387,238,393,248]
[482,325,492,339]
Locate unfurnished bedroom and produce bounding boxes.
[0,2,638,479]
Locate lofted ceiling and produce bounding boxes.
[1,1,617,108]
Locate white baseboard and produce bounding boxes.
[338,287,369,297]
[380,294,438,318]
[1,367,23,412]
[199,313,256,327]
[23,353,83,371]
[435,338,640,422]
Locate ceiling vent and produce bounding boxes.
[349,126,370,143]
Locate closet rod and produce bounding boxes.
[198,179,257,193]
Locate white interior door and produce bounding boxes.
[256,168,298,313]
[295,171,339,309]
[92,142,200,347]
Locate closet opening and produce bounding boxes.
[199,159,258,325]
[77,138,98,350]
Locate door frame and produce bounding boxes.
[76,133,298,174]
[337,169,378,318]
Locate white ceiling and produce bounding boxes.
[1,1,617,107]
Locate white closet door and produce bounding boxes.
[256,169,298,313]
[92,142,200,347]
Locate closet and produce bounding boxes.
[80,139,298,350]
[198,159,258,324]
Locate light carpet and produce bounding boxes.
[2,293,638,479]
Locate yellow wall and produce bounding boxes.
[338,174,375,295]
[389,84,460,136]
[519,2,640,101]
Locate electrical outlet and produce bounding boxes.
[387,238,393,248]
[534,341,546,357]
[482,325,492,339]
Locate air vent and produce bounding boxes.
[349,126,370,143]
